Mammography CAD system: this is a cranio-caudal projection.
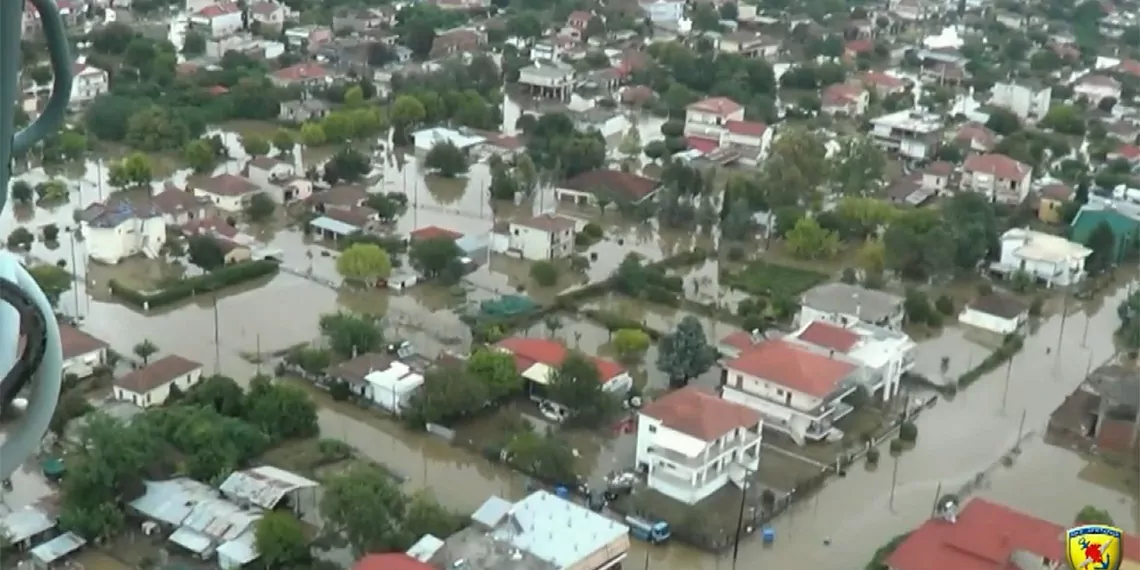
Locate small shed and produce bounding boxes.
[309,215,361,241]
[30,532,86,568]
[958,291,1028,335]
[0,506,57,550]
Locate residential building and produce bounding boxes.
[279,98,329,123]
[787,320,915,403]
[957,291,1028,335]
[636,386,761,504]
[1074,74,1122,105]
[556,169,660,205]
[60,324,109,378]
[429,29,482,59]
[245,155,294,187]
[507,214,576,261]
[719,31,779,58]
[684,97,745,140]
[531,40,561,62]
[113,355,203,407]
[249,1,285,27]
[954,122,997,153]
[720,339,860,445]
[283,26,333,52]
[412,127,486,154]
[640,0,685,24]
[270,62,329,88]
[1048,364,1140,457]
[994,227,1091,287]
[1108,143,1140,164]
[1069,203,1140,263]
[961,153,1033,205]
[191,2,243,38]
[887,498,1140,570]
[496,337,633,404]
[859,71,910,97]
[354,359,424,414]
[189,173,262,212]
[821,83,868,116]
[70,61,108,108]
[1036,183,1073,224]
[310,208,378,240]
[990,81,1051,121]
[921,161,953,194]
[433,491,629,570]
[81,200,166,264]
[889,0,925,20]
[869,110,944,160]
[518,64,577,100]
[567,10,592,30]
[353,554,433,570]
[799,282,905,330]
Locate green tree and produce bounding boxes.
[133,339,158,364]
[1074,505,1115,526]
[830,136,887,196]
[108,152,154,190]
[612,328,650,363]
[618,124,642,158]
[321,464,409,556]
[391,95,427,129]
[424,141,468,177]
[244,193,276,222]
[184,374,246,416]
[300,122,327,146]
[242,134,271,156]
[548,351,617,426]
[319,312,383,357]
[184,139,216,173]
[656,316,716,387]
[344,85,365,107]
[7,226,33,249]
[187,234,226,270]
[943,192,998,271]
[786,216,840,259]
[883,208,955,280]
[465,348,522,401]
[1041,104,1085,135]
[273,129,296,153]
[1084,221,1116,274]
[530,260,559,287]
[28,264,71,307]
[183,29,206,55]
[1117,291,1140,350]
[11,179,33,204]
[58,131,87,161]
[758,127,829,208]
[406,365,489,425]
[255,512,310,568]
[244,376,319,441]
[35,179,68,202]
[409,237,462,279]
[336,243,392,286]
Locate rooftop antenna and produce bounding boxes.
[0,0,72,480]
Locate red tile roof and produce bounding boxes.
[1116,59,1140,77]
[1039,183,1073,201]
[514,213,576,233]
[561,170,659,200]
[641,386,760,441]
[686,96,743,116]
[114,355,202,394]
[353,554,434,570]
[954,122,996,149]
[963,153,1030,181]
[1113,143,1140,160]
[197,1,240,17]
[193,173,259,197]
[861,71,907,89]
[273,62,328,83]
[720,330,764,352]
[725,120,767,137]
[723,340,854,397]
[685,136,720,154]
[887,498,1140,570]
[796,322,860,353]
[497,337,624,381]
[59,324,108,360]
[845,39,874,54]
[822,83,863,106]
[409,225,462,241]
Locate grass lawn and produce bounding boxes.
[721,257,829,298]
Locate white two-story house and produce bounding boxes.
[720,339,861,445]
[70,60,108,109]
[869,110,944,161]
[994,227,1092,287]
[962,153,1033,205]
[684,97,744,141]
[507,214,575,261]
[113,355,204,408]
[799,282,906,330]
[787,321,916,404]
[990,81,1051,121]
[190,173,262,212]
[637,386,761,505]
[191,2,244,38]
[81,199,166,264]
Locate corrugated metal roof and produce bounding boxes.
[169,526,214,555]
[129,479,218,526]
[489,490,628,568]
[216,530,260,566]
[470,495,512,528]
[181,498,260,541]
[218,466,317,510]
[30,531,86,564]
[0,506,56,543]
[309,215,360,236]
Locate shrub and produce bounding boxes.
[1029,296,1044,317]
[866,447,881,464]
[898,421,918,443]
[889,438,905,455]
[841,267,858,284]
[722,259,828,298]
[926,311,943,328]
[530,261,559,287]
[581,222,603,239]
[109,259,279,310]
[903,289,932,323]
[727,246,745,262]
[934,294,955,315]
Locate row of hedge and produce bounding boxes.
[109,259,280,310]
[957,333,1026,389]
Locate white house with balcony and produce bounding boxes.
[992,227,1092,287]
[989,81,1051,121]
[720,339,861,445]
[518,64,577,100]
[70,60,109,109]
[787,321,915,404]
[81,200,166,264]
[636,386,761,505]
[684,97,745,140]
[869,110,944,160]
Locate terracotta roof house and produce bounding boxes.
[821,82,868,116]
[859,71,910,96]
[635,386,761,504]
[495,337,633,397]
[954,122,997,152]
[408,225,463,242]
[962,153,1033,205]
[270,62,329,87]
[556,169,660,205]
[353,554,434,570]
[720,339,859,445]
[113,355,203,408]
[59,324,109,378]
[887,498,1140,570]
[429,29,482,59]
[189,174,262,212]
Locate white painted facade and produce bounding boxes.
[70,65,109,108]
[640,0,685,23]
[868,110,943,160]
[191,6,243,38]
[958,307,1025,335]
[996,228,1092,287]
[246,159,294,188]
[721,364,858,445]
[113,367,203,408]
[635,416,760,505]
[1073,79,1121,105]
[192,188,247,212]
[990,82,1051,121]
[64,346,107,379]
[360,361,424,414]
[507,221,574,260]
[684,107,745,140]
[797,304,905,331]
[84,216,166,264]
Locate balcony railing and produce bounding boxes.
[646,432,761,470]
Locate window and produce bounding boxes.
[648,425,657,433]
[784,393,792,405]
[776,388,784,396]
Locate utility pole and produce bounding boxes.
[1000,356,1014,413]
[930,482,943,517]
[1081,312,1091,348]
[888,455,900,512]
[255,334,261,376]
[68,230,80,318]
[1014,409,1027,451]
[212,293,221,374]
[730,472,749,570]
